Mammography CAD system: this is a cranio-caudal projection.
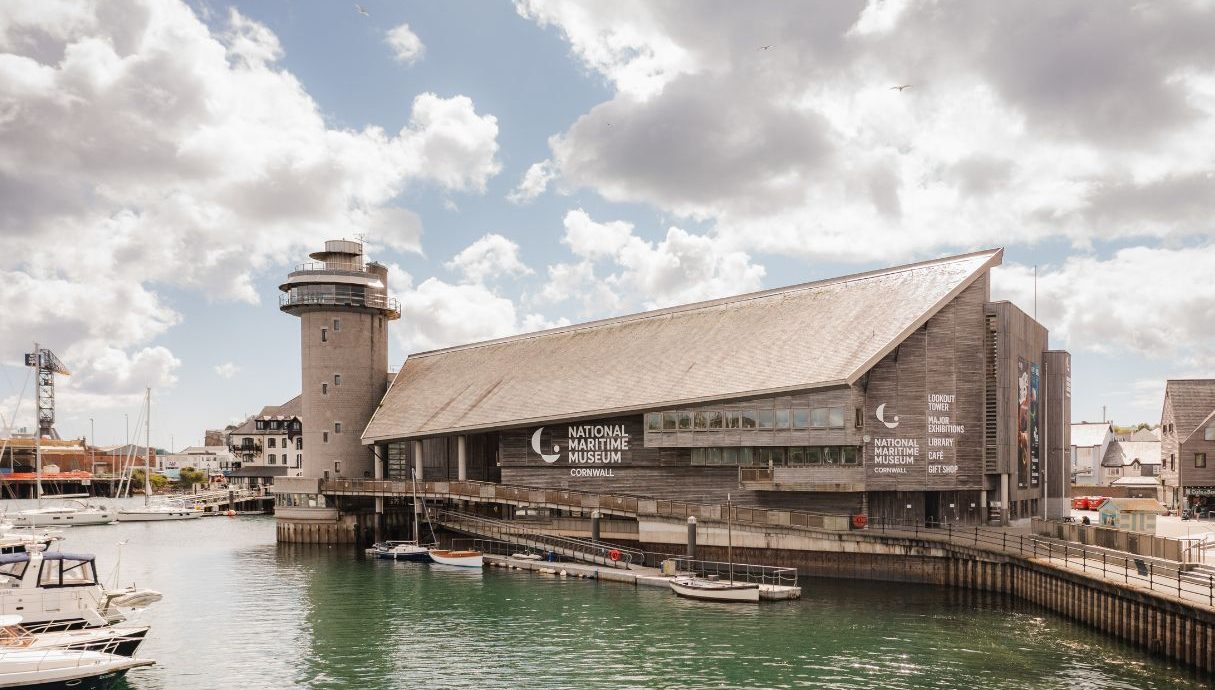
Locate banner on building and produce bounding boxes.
[1017,358,1041,489]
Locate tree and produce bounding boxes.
[130,469,169,493]
[177,466,208,488]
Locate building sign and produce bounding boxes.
[1017,358,1041,489]
[926,393,962,475]
[530,424,629,478]
[872,437,919,474]
[1185,487,1215,497]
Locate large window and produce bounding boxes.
[775,409,791,430]
[741,409,757,429]
[646,413,662,432]
[663,412,677,430]
[1207,427,1215,441]
[793,408,809,430]
[690,445,861,468]
[677,411,692,430]
[725,411,740,429]
[1198,453,1208,469]
[707,411,723,429]
[693,411,708,429]
[756,410,774,429]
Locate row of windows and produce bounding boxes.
[255,419,299,431]
[266,454,302,467]
[265,437,304,450]
[690,445,861,467]
[648,406,850,433]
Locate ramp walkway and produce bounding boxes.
[432,509,643,569]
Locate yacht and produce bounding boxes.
[370,541,431,562]
[0,616,149,657]
[0,551,162,632]
[10,502,116,528]
[116,389,201,523]
[669,575,760,603]
[0,648,153,689]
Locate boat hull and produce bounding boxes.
[11,513,116,527]
[0,670,134,690]
[0,653,152,690]
[115,510,201,522]
[428,550,483,567]
[40,626,150,657]
[669,578,760,603]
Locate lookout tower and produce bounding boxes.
[280,239,399,480]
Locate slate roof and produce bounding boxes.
[1071,422,1112,448]
[1102,440,1162,468]
[1166,380,1215,442]
[364,248,1003,442]
[228,394,302,436]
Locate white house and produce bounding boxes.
[1071,422,1113,486]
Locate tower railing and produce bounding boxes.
[279,292,400,313]
[291,261,367,273]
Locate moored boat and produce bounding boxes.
[669,576,760,603]
[115,506,201,522]
[10,502,115,528]
[371,541,431,562]
[0,648,153,689]
[0,551,162,632]
[427,549,483,567]
[0,616,149,658]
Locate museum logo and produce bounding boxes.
[530,427,561,463]
[876,402,900,429]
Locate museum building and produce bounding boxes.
[360,248,1071,525]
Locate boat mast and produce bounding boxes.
[32,342,41,507]
[411,456,420,543]
[727,492,733,584]
[143,387,152,506]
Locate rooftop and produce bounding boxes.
[1166,379,1215,442]
[1071,422,1112,448]
[364,248,1003,441]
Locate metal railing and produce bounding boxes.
[279,292,400,313]
[433,510,644,569]
[292,261,367,273]
[868,518,1215,607]
[670,556,798,588]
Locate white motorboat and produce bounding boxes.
[0,551,162,631]
[116,506,200,522]
[10,502,116,528]
[427,549,483,567]
[669,576,760,603]
[0,616,149,658]
[0,648,153,689]
[0,532,61,555]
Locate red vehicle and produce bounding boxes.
[1072,496,1090,510]
[1088,496,1110,510]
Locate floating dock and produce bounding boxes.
[483,554,802,601]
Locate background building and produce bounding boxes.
[226,395,302,488]
[1161,379,1215,511]
[1071,422,1113,486]
[349,248,1069,528]
[159,445,235,479]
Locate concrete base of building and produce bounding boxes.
[276,511,359,544]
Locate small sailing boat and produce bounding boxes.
[669,494,759,603]
[426,550,483,567]
[371,462,434,561]
[117,389,200,522]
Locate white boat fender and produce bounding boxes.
[559,570,567,577]
[109,589,164,608]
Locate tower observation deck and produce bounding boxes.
[280,239,399,481]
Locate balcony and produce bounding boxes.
[279,291,400,317]
[292,261,367,274]
[230,443,262,456]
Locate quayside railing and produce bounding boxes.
[869,518,1215,608]
[432,510,644,569]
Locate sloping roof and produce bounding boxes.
[228,394,303,435]
[1102,440,1161,468]
[1166,380,1215,442]
[364,248,1003,441]
[1111,476,1160,487]
[1100,498,1166,514]
[1071,423,1112,448]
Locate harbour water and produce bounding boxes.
[7,509,1206,689]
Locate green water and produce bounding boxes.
[22,512,1206,689]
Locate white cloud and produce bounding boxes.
[520,1,1215,263]
[991,244,1215,369]
[214,362,239,379]
[539,208,765,315]
[0,1,501,402]
[385,22,425,64]
[392,275,558,352]
[507,160,555,204]
[445,234,533,284]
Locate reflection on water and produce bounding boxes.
[6,507,1201,690]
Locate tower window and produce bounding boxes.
[322,382,328,395]
[321,328,327,342]
[334,461,342,474]
[334,374,341,386]
[335,422,342,434]
[333,318,341,331]
[323,432,329,443]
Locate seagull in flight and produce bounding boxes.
[890,84,912,92]
[354,4,369,16]
[759,44,774,51]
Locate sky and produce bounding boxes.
[1,0,1213,451]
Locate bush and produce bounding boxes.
[177,466,209,488]
[130,469,170,494]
